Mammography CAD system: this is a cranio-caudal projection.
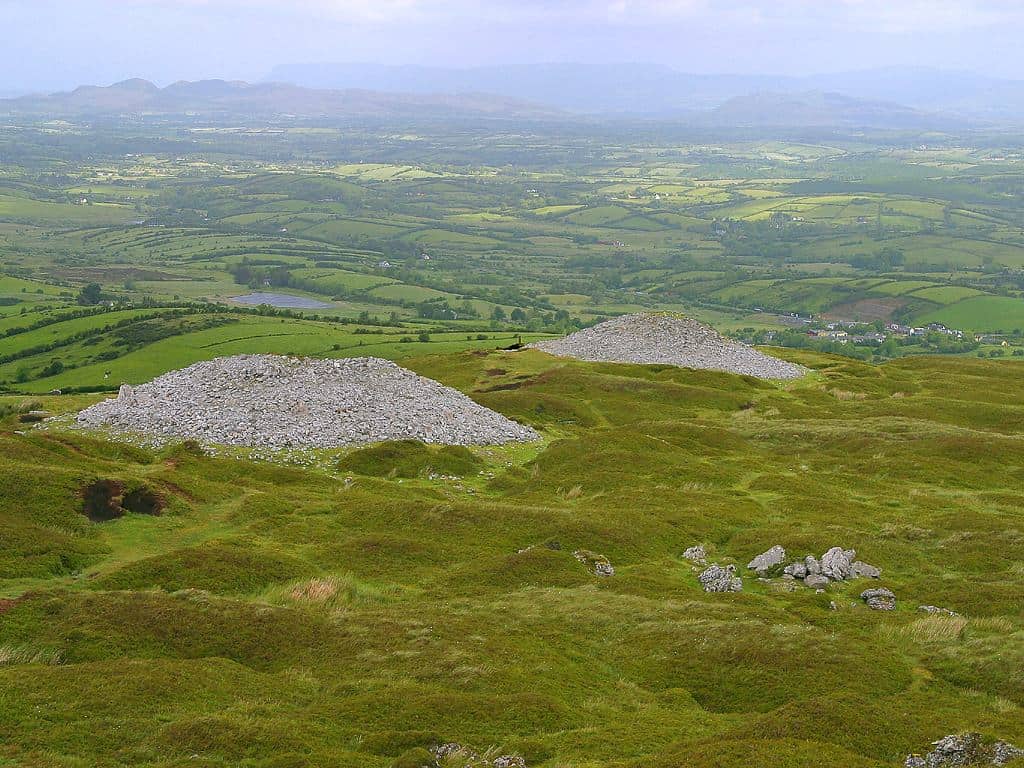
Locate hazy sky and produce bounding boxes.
[3,0,1024,91]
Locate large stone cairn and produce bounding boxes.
[528,313,806,380]
[75,355,540,450]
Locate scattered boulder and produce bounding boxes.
[804,574,830,589]
[820,547,855,581]
[861,587,897,611]
[918,605,959,617]
[427,743,527,768]
[682,545,707,564]
[905,733,1023,767]
[783,561,807,579]
[805,555,822,575]
[434,743,468,761]
[747,545,786,576]
[574,550,614,577]
[699,564,742,593]
[851,560,882,579]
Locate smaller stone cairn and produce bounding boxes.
[528,313,806,380]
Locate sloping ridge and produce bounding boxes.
[529,313,806,380]
[1,78,562,120]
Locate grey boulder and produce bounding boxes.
[747,545,786,576]
[861,587,896,611]
[682,545,707,564]
[905,733,1023,767]
[821,546,855,581]
[699,564,743,593]
[804,574,830,589]
[783,561,808,579]
[851,560,881,579]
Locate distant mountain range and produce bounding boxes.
[0,78,563,120]
[2,66,1019,130]
[698,91,968,131]
[268,62,1024,124]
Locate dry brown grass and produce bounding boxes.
[289,577,340,604]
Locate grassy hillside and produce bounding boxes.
[1,348,1023,766]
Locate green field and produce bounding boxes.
[2,114,1024,767]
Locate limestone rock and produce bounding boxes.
[699,564,742,593]
[747,545,786,576]
[918,605,959,617]
[851,560,881,579]
[682,545,707,564]
[821,546,854,581]
[493,757,527,768]
[861,587,896,611]
[805,555,822,575]
[804,574,830,589]
[905,733,1023,767]
[783,561,808,579]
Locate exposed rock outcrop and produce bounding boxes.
[905,733,1023,767]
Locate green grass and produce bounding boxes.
[916,296,1024,333]
[2,348,1023,766]
[5,124,1024,767]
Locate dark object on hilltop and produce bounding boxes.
[501,335,525,351]
[905,733,1023,767]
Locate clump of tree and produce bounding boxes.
[76,283,106,306]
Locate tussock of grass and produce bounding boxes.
[263,573,405,609]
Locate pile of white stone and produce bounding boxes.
[528,313,806,380]
[74,355,540,449]
[905,733,1023,767]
